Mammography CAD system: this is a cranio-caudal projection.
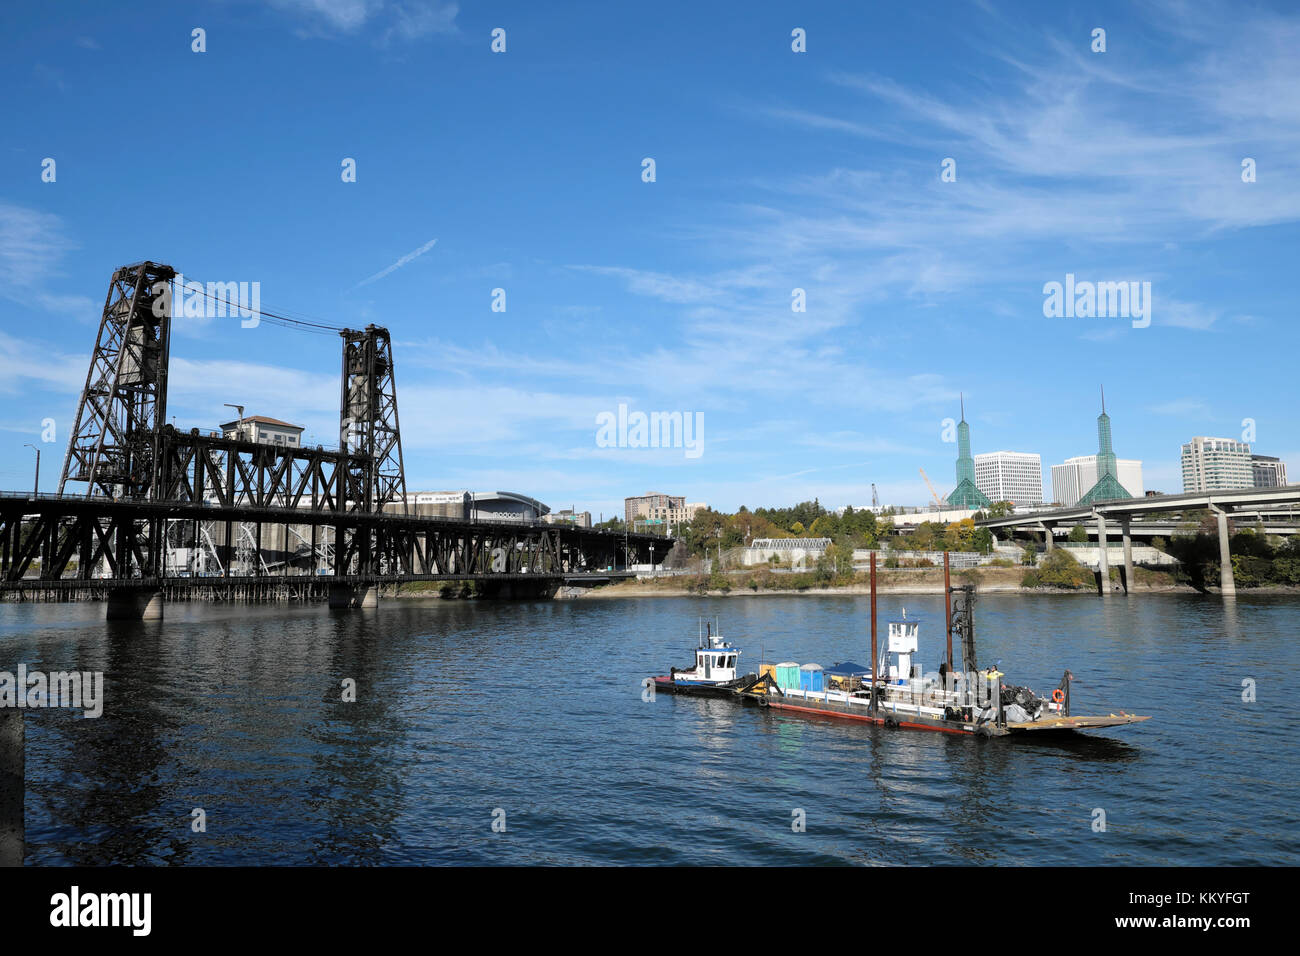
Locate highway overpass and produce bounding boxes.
[975,485,1300,596]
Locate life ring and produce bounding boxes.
[1052,688,1065,703]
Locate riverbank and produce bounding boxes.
[576,566,1211,597]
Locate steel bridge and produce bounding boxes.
[1,261,665,616]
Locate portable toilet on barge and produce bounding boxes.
[799,663,825,693]
[774,662,802,691]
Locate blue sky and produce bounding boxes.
[2,0,1297,517]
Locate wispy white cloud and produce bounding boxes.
[0,330,89,397]
[0,202,97,318]
[268,0,458,40]
[1147,398,1211,417]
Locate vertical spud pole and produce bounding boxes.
[870,551,878,720]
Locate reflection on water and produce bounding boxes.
[0,592,1295,865]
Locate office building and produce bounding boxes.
[1252,455,1288,488]
[624,493,706,528]
[973,451,1043,506]
[543,509,592,528]
[1181,437,1253,492]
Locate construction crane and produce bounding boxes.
[918,467,945,510]
[871,483,880,509]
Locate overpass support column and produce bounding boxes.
[1121,517,1134,593]
[1094,512,1111,594]
[1040,523,1055,551]
[1212,506,1236,598]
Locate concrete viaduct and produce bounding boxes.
[975,485,1300,597]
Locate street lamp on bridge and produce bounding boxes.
[22,443,39,497]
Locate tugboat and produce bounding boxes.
[651,620,756,698]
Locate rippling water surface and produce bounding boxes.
[1,592,1294,865]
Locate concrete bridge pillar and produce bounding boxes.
[0,709,22,866]
[105,587,164,621]
[1040,523,1055,551]
[1213,506,1236,597]
[328,583,380,609]
[1121,517,1134,593]
[1094,512,1111,594]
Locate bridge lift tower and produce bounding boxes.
[339,325,408,515]
[58,261,176,500]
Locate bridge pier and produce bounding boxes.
[1121,517,1134,593]
[1212,506,1236,597]
[1039,522,1055,551]
[328,584,379,609]
[105,587,164,621]
[0,709,22,867]
[1094,512,1111,594]
[476,578,560,600]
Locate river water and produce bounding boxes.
[1,592,1294,865]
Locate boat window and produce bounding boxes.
[727,656,736,668]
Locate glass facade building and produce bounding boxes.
[1181,437,1253,492]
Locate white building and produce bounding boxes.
[543,509,592,528]
[1051,455,1144,507]
[220,415,304,448]
[1181,437,1252,493]
[743,538,831,568]
[973,451,1043,506]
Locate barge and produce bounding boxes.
[650,554,1150,738]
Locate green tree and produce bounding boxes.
[1036,549,1093,588]
[1067,524,1088,543]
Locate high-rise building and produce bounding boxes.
[973,451,1043,506]
[1051,456,1144,507]
[1251,455,1288,488]
[1181,437,1253,492]
[1078,388,1134,505]
[624,493,706,527]
[947,396,991,509]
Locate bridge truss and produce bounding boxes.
[4,261,663,598]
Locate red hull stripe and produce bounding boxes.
[767,701,973,735]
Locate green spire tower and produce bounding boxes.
[948,394,991,509]
[1078,386,1133,505]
